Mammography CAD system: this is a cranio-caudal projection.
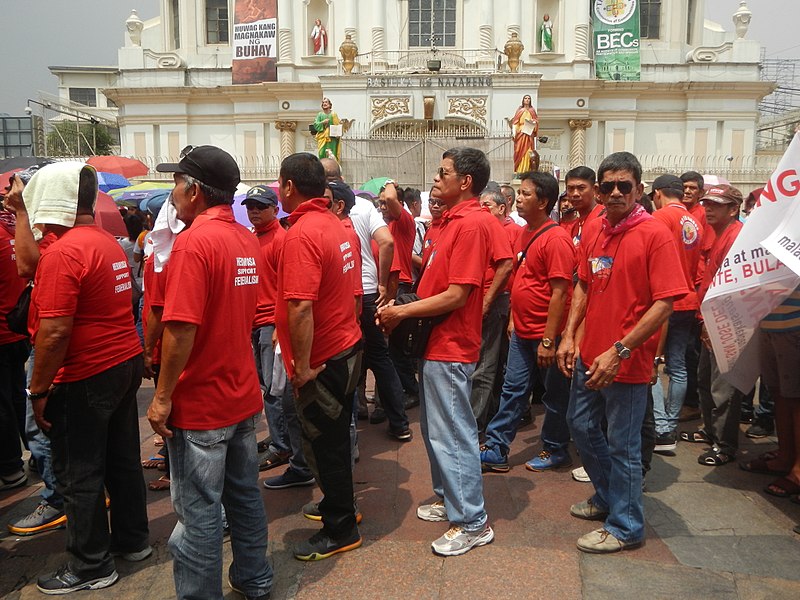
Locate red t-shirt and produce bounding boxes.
[688,202,716,285]
[162,205,263,430]
[343,217,364,298]
[31,225,141,383]
[388,209,416,284]
[511,221,576,339]
[482,215,517,295]
[698,220,743,305]
[577,218,689,384]
[568,203,604,247]
[142,257,167,365]
[653,201,703,312]
[418,199,491,363]
[253,218,286,327]
[276,198,362,378]
[0,225,28,345]
[422,219,443,265]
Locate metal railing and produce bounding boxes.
[336,48,505,76]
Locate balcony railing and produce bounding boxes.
[336,48,506,76]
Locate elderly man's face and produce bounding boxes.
[432,158,466,204]
[171,173,197,224]
[683,181,702,207]
[480,195,505,219]
[596,169,642,225]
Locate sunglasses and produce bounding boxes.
[245,201,273,210]
[598,180,635,195]
[428,198,444,206]
[437,167,463,179]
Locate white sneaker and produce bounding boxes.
[572,466,591,482]
[431,525,494,556]
[416,500,448,522]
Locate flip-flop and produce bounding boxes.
[148,475,170,491]
[764,476,800,498]
[739,458,789,476]
[680,430,711,444]
[698,448,734,466]
[142,456,165,469]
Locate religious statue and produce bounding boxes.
[311,18,328,55]
[503,32,524,73]
[540,14,553,52]
[508,94,539,175]
[339,34,358,74]
[314,97,341,160]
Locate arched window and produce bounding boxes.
[409,0,456,48]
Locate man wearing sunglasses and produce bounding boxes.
[557,152,688,554]
[150,145,272,599]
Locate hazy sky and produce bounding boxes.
[0,0,797,116]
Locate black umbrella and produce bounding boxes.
[0,156,54,171]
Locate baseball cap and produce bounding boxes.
[700,185,743,205]
[156,145,240,193]
[328,180,356,213]
[241,185,278,207]
[650,174,684,194]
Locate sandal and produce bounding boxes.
[256,437,272,454]
[739,458,789,476]
[764,476,800,498]
[258,449,289,472]
[698,448,734,466]
[148,475,171,491]
[680,430,711,444]
[154,437,164,447]
[142,456,165,469]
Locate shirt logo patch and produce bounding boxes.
[590,256,613,280]
[679,215,700,249]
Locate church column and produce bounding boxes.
[574,23,590,60]
[275,121,297,160]
[569,119,592,169]
[345,0,357,43]
[508,2,521,37]
[278,0,294,64]
[372,0,387,70]
[478,0,494,68]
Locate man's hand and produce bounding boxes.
[32,396,52,433]
[3,175,26,215]
[147,395,174,439]
[376,301,403,334]
[291,362,326,396]
[143,352,155,379]
[585,346,622,390]
[482,297,491,317]
[377,283,390,308]
[537,343,556,369]
[556,335,576,378]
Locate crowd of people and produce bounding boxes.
[1,142,798,597]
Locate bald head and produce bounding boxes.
[320,158,343,182]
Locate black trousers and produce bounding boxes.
[0,339,28,475]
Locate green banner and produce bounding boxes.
[593,0,641,81]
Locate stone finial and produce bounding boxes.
[732,1,752,39]
[126,9,144,47]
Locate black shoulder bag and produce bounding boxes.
[6,281,33,337]
[516,223,557,268]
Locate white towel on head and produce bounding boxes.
[149,195,186,272]
[25,162,94,229]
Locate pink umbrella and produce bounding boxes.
[94,191,127,237]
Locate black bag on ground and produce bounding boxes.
[388,293,448,359]
[6,282,33,337]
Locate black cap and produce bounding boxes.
[328,180,356,213]
[650,174,684,194]
[241,185,278,207]
[156,145,240,193]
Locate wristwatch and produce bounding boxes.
[613,341,632,360]
[541,337,554,349]
[653,355,665,366]
[26,388,50,401]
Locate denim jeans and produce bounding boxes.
[653,310,695,435]
[295,345,362,540]
[419,359,487,532]
[0,339,28,476]
[168,414,272,600]
[741,379,774,419]
[470,292,510,424]
[484,332,571,455]
[698,346,743,455]
[252,325,290,455]
[567,357,647,544]
[45,355,149,576]
[361,293,409,430]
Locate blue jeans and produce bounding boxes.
[485,333,571,454]
[653,310,694,435]
[167,415,272,600]
[419,359,487,532]
[252,325,290,455]
[567,357,647,544]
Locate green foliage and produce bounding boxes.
[46,122,116,156]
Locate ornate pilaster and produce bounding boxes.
[574,24,590,60]
[279,28,293,63]
[372,27,387,69]
[568,119,592,169]
[275,121,297,160]
[479,25,494,66]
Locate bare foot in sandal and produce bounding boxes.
[142,456,166,469]
[148,475,170,491]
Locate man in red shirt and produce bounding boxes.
[24,163,149,594]
[149,146,272,598]
[557,152,688,554]
[563,166,602,248]
[275,153,363,561]
[649,174,704,453]
[680,185,745,466]
[378,147,496,557]
[480,172,575,472]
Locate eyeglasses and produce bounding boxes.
[428,198,444,206]
[598,180,634,195]
[245,201,271,210]
[437,167,463,179]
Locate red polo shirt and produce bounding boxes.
[162,205,263,430]
[698,220,743,305]
[142,257,167,365]
[482,215,517,295]
[0,224,28,345]
[343,217,363,298]
[418,199,491,363]
[253,218,286,327]
[568,203,604,247]
[653,200,703,311]
[388,209,416,284]
[276,198,362,378]
[577,218,688,384]
[511,221,576,339]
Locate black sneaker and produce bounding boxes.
[263,468,315,490]
[746,418,775,439]
[388,426,413,442]
[654,431,677,454]
[294,529,362,561]
[302,501,363,524]
[37,564,118,595]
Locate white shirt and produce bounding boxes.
[350,196,389,294]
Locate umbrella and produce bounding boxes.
[94,191,127,237]
[87,156,149,179]
[138,189,171,215]
[108,181,173,199]
[702,174,730,188]
[0,156,53,171]
[360,177,391,196]
[96,171,130,193]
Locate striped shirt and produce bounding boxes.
[761,285,800,332]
